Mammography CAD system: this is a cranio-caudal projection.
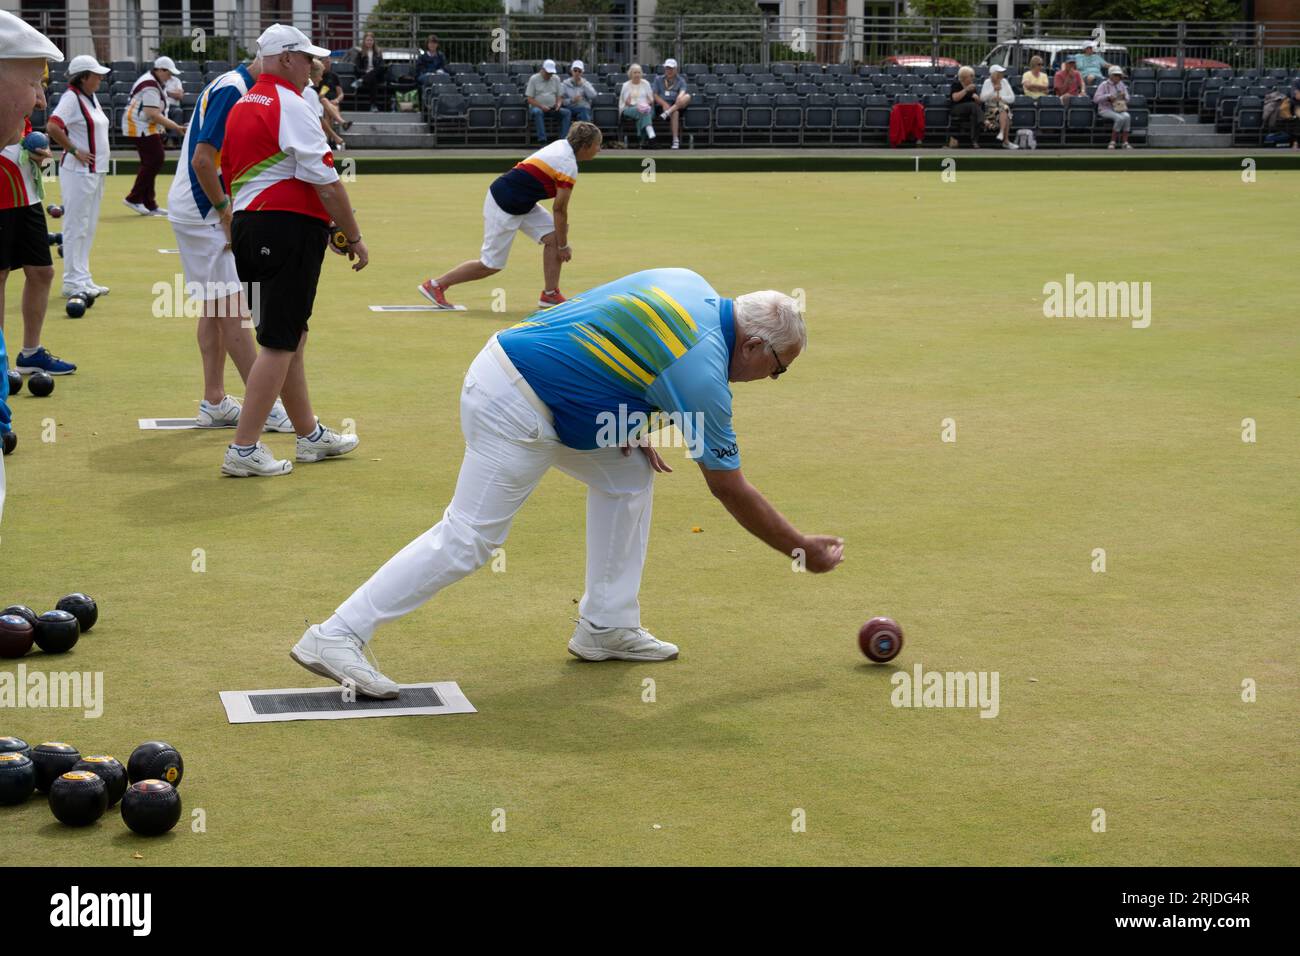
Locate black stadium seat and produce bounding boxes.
[743,94,773,144]
[772,94,802,144]
[863,95,890,143]
[1036,95,1065,145]
[712,93,744,143]
[1011,95,1036,131]
[1155,69,1185,108]
[923,93,950,143]
[591,93,620,138]
[803,92,833,143]
[683,96,711,146]
[832,93,862,145]
[1065,95,1096,144]
[1129,67,1156,99]
[1233,94,1263,144]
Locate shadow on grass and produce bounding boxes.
[92,434,299,522]
[387,662,829,757]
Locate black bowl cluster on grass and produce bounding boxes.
[0,595,97,658]
[0,738,184,836]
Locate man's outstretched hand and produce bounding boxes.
[801,534,845,573]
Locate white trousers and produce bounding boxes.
[332,337,655,642]
[58,167,105,290]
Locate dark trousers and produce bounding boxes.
[357,68,384,109]
[126,134,164,209]
[951,100,981,144]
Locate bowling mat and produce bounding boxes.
[369,304,467,312]
[138,418,210,429]
[158,248,179,254]
[219,682,476,724]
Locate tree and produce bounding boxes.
[908,0,977,17]
[652,0,762,66]
[1042,0,1241,19]
[368,0,501,15]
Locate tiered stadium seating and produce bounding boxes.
[41,58,1300,150]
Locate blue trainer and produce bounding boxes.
[15,347,77,376]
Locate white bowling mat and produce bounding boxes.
[219,682,476,724]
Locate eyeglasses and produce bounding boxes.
[765,341,788,378]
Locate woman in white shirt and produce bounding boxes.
[980,64,1018,149]
[45,55,112,297]
[619,64,656,146]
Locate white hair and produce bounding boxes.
[734,291,806,354]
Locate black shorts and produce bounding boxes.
[0,204,53,272]
[232,210,328,351]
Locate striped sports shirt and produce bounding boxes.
[498,268,741,470]
[489,139,578,215]
[221,73,339,222]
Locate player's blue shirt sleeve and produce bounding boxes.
[0,326,11,434]
[644,331,739,471]
[195,84,241,149]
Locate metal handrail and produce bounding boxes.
[24,11,1300,73]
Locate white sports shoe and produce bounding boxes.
[263,400,295,433]
[290,625,399,699]
[221,442,293,477]
[197,395,241,428]
[645,126,656,140]
[122,199,150,215]
[147,207,168,217]
[296,424,359,462]
[567,619,679,662]
[90,284,109,296]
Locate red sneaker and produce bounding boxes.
[417,280,460,310]
[538,289,566,308]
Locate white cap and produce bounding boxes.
[153,55,178,73]
[67,54,110,75]
[664,58,678,69]
[1082,40,1096,48]
[257,23,330,59]
[989,63,1006,73]
[542,58,557,73]
[0,9,63,61]
[1108,65,1124,75]
[570,59,585,72]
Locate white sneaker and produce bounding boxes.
[567,619,679,662]
[122,199,150,215]
[221,442,293,477]
[263,400,295,433]
[645,126,656,140]
[147,207,168,217]
[290,625,399,699]
[196,395,241,428]
[672,140,680,149]
[90,284,109,296]
[659,111,669,120]
[296,423,359,462]
[995,131,1004,142]
[1003,141,1019,149]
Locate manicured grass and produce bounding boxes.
[1,169,1295,865]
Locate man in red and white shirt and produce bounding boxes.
[0,10,65,519]
[218,24,368,478]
